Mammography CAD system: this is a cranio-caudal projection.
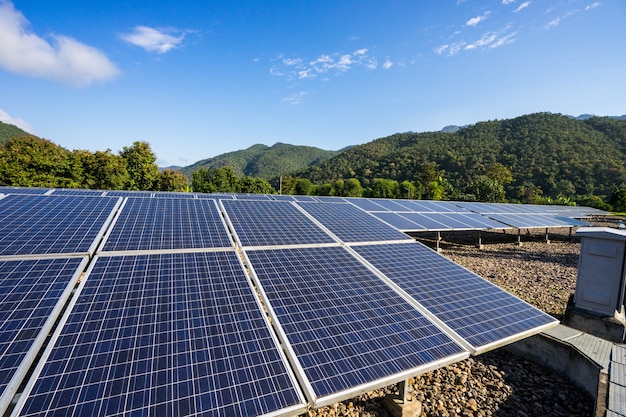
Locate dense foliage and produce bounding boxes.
[289,113,626,205]
[0,136,188,191]
[181,142,339,179]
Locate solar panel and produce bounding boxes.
[232,194,272,200]
[347,198,391,211]
[397,213,447,230]
[100,198,233,252]
[0,257,87,415]
[415,213,476,230]
[153,192,197,199]
[50,189,107,196]
[352,242,558,353]
[449,213,510,230]
[485,213,589,229]
[221,200,336,247]
[371,212,424,231]
[14,252,306,417]
[297,202,413,243]
[245,246,468,406]
[103,190,154,198]
[0,187,50,195]
[0,195,121,257]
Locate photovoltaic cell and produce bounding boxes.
[371,212,423,231]
[0,257,86,414]
[50,189,106,196]
[353,243,558,352]
[245,246,467,404]
[103,190,153,198]
[348,198,390,212]
[297,202,413,243]
[101,198,233,252]
[153,192,197,199]
[0,195,120,257]
[14,252,305,417]
[0,187,50,195]
[221,200,336,247]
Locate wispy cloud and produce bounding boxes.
[466,11,491,27]
[0,108,33,132]
[383,59,393,70]
[120,26,186,53]
[272,48,378,81]
[0,1,120,87]
[585,2,601,11]
[502,0,516,4]
[513,1,530,12]
[282,91,309,105]
[437,29,516,56]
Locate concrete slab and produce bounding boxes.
[543,324,583,341]
[568,332,613,370]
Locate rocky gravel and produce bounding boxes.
[304,226,602,417]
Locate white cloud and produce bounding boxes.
[466,11,491,27]
[514,1,530,12]
[0,108,33,132]
[502,0,516,4]
[272,48,378,81]
[546,17,561,28]
[120,26,185,54]
[465,31,516,50]
[585,2,601,11]
[383,59,393,70]
[0,1,120,87]
[282,91,309,105]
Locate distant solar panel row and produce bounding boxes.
[14,252,306,417]
[0,195,121,257]
[0,257,87,415]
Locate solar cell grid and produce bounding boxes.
[344,198,388,212]
[352,243,558,352]
[14,252,305,417]
[0,257,86,414]
[100,197,233,252]
[0,195,120,257]
[0,187,50,195]
[245,246,467,404]
[371,212,423,231]
[221,200,336,247]
[297,202,413,243]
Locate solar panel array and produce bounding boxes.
[0,257,87,414]
[100,198,233,253]
[1,188,570,416]
[0,195,121,258]
[15,252,305,417]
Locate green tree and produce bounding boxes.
[119,141,160,190]
[343,178,364,197]
[76,149,128,190]
[0,136,82,187]
[191,168,211,193]
[293,178,314,195]
[369,178,400,198]
[610,187,626,212]
[239,176,275,194]
[465,177,506,202]
[158,169,188,191]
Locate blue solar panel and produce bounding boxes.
[50,189,106,196]
[0,187,50,195]
[0,257,87,414]
[297,202,413,243]
[103,190,154,198]
[485,213,589,228]
[448,213,509,229]
[14,252,305,417]
[153,192,197,199]
[0,195,121,257]
[371,212,423,231]
[353,243,558,352]
[366,199,413,211]
[397,213,447,230]
[100,198,233,252]
[245,246,467,405]
[232,194,272,200]
[347,198,390,211]
[222,200,336,247]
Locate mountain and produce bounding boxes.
[0,121,32,146]
[292,112,626,200]
[180,142,340,179]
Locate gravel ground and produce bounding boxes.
[304,225,603,417]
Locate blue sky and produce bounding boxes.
[0,0,624,167]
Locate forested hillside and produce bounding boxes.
[293,113,626,203]
[0,121,30,146]
[180,142,339,178]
